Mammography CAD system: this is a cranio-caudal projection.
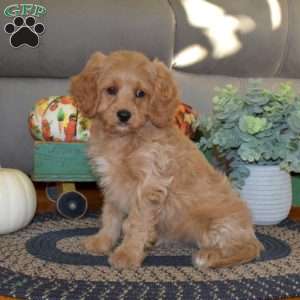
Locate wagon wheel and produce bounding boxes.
[46,182,88,219]
[56,191,88,219]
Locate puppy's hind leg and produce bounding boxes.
[192,219,263,269]
[193,240,263,269]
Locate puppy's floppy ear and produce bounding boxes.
[70,52,106,118]
[149,59,180,128]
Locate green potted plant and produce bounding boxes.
[195,80,300,225]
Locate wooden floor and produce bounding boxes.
[1,182,299,300]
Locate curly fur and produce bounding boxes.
[70,50,263,269]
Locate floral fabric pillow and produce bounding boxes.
[29,96,198,142]
[28,96,91,142]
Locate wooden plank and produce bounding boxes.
[32,142,96,182]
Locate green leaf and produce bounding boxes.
[239,115,269,135]
[244,80,270,106]
[287,110,300,133]
[238,143,261,162]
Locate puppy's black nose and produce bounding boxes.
[117,110,131,123]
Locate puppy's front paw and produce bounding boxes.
[83,233,113,255]
[109,246,143,270]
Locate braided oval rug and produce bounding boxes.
[0,213,300,300]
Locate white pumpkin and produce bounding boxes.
[0,168,37,234]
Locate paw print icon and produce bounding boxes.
[4,16,45,48]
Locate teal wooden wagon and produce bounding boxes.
[32,142,96,218]
[29,96,97,218]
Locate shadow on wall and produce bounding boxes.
[170,0,284,76]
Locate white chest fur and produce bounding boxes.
[93,157,111,187]
[92,156,132,214]
[91,142,174,214]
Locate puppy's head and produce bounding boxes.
[70,50,179,134]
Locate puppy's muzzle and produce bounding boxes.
[117,110,131,123]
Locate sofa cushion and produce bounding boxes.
[0,0,175,78]
[170,0,300,78]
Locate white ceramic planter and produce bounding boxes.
[240,165,292,225]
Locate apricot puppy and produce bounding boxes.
[70,50,263,269]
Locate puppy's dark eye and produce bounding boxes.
[135,89,145,98]
[106,86,118,95]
